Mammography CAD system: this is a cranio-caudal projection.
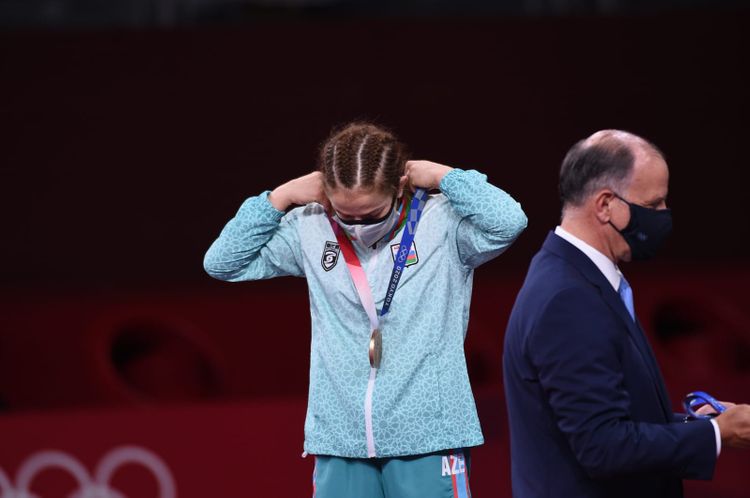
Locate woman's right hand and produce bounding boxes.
[268,172,331,212]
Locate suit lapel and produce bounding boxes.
[634,315,674,419]
[542,232,673,420]
[599,286,673,420]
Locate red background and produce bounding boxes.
[1,13,749,497]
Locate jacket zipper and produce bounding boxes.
[364,367,377,457]
[364,249,379,458]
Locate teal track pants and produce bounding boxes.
[312,449,472,498]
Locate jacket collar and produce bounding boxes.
[554,226,621,291]
[543,231,619,296]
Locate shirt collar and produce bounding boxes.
[554,226,622,291]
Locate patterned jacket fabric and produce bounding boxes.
[204,168,528,457]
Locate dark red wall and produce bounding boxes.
[1,14,749,289]
[1,14,749,497]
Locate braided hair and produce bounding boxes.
[318,122,408,195]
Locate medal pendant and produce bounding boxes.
[369,329,382,369]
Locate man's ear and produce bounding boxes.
[593,189,616,224]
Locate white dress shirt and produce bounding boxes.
[554,226,721,457]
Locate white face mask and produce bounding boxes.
[333,199,401,247]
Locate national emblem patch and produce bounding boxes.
[390,241,419,267]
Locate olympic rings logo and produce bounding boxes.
[0,446,176,498]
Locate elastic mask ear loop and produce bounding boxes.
[607,192,629,233]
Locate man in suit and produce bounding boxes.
[503,130,750,497]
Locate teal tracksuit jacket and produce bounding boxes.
[204,168,527,458]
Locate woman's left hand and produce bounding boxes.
[405,160,453,191]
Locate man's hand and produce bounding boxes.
[405,160,453,191]
[268,172,331,212]
[715,404,750,449]
[696,400,737,416]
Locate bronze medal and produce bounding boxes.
[369,329,382,369]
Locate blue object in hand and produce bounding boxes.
[683,391,727,419]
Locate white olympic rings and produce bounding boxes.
[0,446,176,498]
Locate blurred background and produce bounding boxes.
[1,0,748,496]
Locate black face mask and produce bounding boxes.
[609,193,673,261]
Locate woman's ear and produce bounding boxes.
[397,175,409,197]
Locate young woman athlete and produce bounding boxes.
[204,122,528,498]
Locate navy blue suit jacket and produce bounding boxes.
[503,232,717,498]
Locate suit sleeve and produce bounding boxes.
[527,287,717,480]
[203,191,305,281]
[439,168,528,269]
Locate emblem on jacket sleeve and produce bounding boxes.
[321,241,341,271]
